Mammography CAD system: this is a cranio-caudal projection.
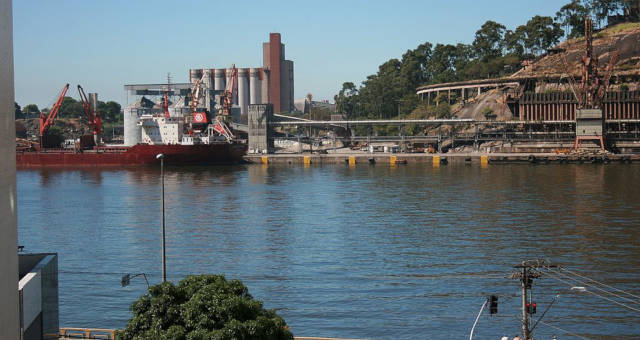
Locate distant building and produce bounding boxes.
[294,98,336,115]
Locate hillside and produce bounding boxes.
[511,22,640,80]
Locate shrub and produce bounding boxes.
[118,275,293,340]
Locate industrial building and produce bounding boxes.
[123,33,294,147]
[189,33,294,116]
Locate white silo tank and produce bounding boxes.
[238,68,249,116]
[249,68,261,104]
[190,69,202,84]
[214,69,225,91]
[261,69,269,104]
[202,69,212,89]
[124,105,141,146]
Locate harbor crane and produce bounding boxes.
[77,85,103,144]
[39,83,70,147]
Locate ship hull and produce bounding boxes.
[16,143,247,167]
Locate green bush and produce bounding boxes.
[118,275,293,340]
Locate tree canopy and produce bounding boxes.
[334,0,635,122]
[118,275,293,340]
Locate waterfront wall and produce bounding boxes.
[0,0,20,338]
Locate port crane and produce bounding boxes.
[77,85,103,144]
[188,67,236,142]
[39,83,70,146]
[220,65,238,117]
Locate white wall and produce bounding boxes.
[0,0,20,338]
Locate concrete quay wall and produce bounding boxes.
[244,153,640,166]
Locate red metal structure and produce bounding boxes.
[77,85,103,137]
[221,65,238,117]
[39,83,70,139]
[164,74,172,118]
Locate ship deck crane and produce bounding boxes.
[77,85,103,140]
[39,83,70,143]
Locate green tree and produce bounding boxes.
[472,20,507,61]
[556,0,590,38]
[118,275,293,340]
[97,101,122,122]
[587,0,624,26]
[22,104,40,117]
[14,102,21,119]
[522,16,564,55]
[334,82,360,119]
[58,97,84,118]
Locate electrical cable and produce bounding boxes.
[536,319,593,340]
[558,266,640,300]
[549,268,640,306]
[542,270,640,313]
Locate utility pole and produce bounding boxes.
[520,265,530,340]
[510,260,557,340]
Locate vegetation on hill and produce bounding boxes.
[335,0,639,121]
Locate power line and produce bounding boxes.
[549,268,640,306]
[558,267,640,300]
[541,270,640,313]
[536,319,593,340]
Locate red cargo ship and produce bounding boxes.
[16,143,247,167]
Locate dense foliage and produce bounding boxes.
[118,275,293,340]
[16,97,122,123]
[335,0,637,121]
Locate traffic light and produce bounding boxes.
[489,295,498,314]
[526,302,537,314]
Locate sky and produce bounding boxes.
[13,0,565,109]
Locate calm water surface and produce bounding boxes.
[17,164,640,339]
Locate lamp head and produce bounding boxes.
[156,153,164,160]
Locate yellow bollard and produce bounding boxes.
[303,156,311,165]
[481,155,488,167]
[432,155,440,166]
[261,156,268,165]
[348,156,356,166]
[390,156,397,165]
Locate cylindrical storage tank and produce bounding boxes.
[202,69,212,89]
[226,68,238,104]
[238,68,249,116]
[214,69,225,91]
[123,105,141,146]
[189,69,202,84]
[261,69,269,104]
[249,68,261,104]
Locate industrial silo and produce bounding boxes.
[202,69,212,89]
[249,68,261,104]
[238,68,249,116]
[123,97,153,146]
[261,69,270,104]
[214,69,225,91]
[189,69,202,84]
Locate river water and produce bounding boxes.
[17,163,640,339]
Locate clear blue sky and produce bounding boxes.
[13,0,564,109]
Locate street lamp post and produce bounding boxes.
[156,153,166,283]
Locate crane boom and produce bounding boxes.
[77,85,103,136]
[221,65,238,117]
[40,83,70,138]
